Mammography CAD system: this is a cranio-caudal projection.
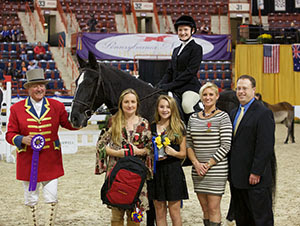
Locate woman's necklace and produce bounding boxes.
[202,108,217,117]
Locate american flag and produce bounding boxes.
[263,44,280,74]
[292,44,300,72]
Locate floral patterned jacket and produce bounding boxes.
[95,116,153,211]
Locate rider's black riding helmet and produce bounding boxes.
[174,15,197,34]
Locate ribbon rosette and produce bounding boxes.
[29,134,45,191]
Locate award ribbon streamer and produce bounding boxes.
[152,136,159,174]
[29,135,45,191]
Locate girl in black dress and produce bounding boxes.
[150,95,188,226]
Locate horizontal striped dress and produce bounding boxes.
[187,111,232,195]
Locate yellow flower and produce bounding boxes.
[155,136,163,149]
[163,137,170,147]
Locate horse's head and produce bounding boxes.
[70,52,104,128]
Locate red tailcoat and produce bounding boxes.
[6,97,77,182]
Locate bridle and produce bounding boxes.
[72,68,103,120]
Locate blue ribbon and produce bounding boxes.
[152,136,159,174]
[29,135,45,191]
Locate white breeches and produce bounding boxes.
[182,91,200,114]
[23,179,58,206]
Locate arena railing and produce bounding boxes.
[25,2,37,40]
[57,0,68,33]
[34,0,45,34]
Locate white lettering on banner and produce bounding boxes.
[38,0,57,8]
[95,34,214,59]
[133,2,153,11]
[59,134,78,154]
[229,3,250,12]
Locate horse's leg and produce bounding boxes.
[284,118,290,144]
[291,119,295,143]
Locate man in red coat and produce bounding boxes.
[6,69,77,225]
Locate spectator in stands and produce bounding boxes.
[6,69,78,226]
[11,26,20,42]
[87,14,97,32]
[27,60,39,70]
[156,15,203,122]
[100,27,108,33]
[285,22,299,44]
[200,24,210,34]
[4,62,17,80]
[16,61,27,79]
[19,43,28,61]
[34,41,46,60]
[0,26,11,42]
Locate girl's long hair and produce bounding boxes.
[154,95,185,144]
[111,88,140,145]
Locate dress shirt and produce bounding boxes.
[177,37,194,55]
[233,97,255,130]
[30,97,43,117]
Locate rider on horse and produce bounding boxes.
[157,15,203,120]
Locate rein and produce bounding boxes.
[72,68,103,119]
[108,88,163,113]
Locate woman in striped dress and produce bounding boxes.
[186,82,232,226]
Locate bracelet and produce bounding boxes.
[206,161,213,168]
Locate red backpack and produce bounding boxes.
[101,156,148,209]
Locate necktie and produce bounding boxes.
[234,106,244,135]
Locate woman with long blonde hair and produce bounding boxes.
[96,88,153,226]
[149,95,188,226]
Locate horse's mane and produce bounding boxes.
[100,63,157,98]
[98,63,160,117]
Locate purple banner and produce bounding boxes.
[77,33,232,61]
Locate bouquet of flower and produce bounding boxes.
[154,131,170,158]
[257,34,272,44]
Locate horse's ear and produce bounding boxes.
[88,51,99,70]
[77,54,87,69]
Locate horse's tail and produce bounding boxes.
[271,152,277,207]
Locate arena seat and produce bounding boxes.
[45,69,53,79]
[39,60,48,70]
[223,79,232,89]
[199,70,207,80]
[0,69,4,80]
[216,70,224,79]
[207,70,215,79]
[213,79,222,88]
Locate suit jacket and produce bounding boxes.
[6,97,77,182]
[229,100,275,189]
[158,39,202,95]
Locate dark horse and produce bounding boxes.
[70,52,238,128]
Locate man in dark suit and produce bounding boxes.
[157,15,202,118]
[229,75,276,226]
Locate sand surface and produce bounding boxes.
[1,124,300,226]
